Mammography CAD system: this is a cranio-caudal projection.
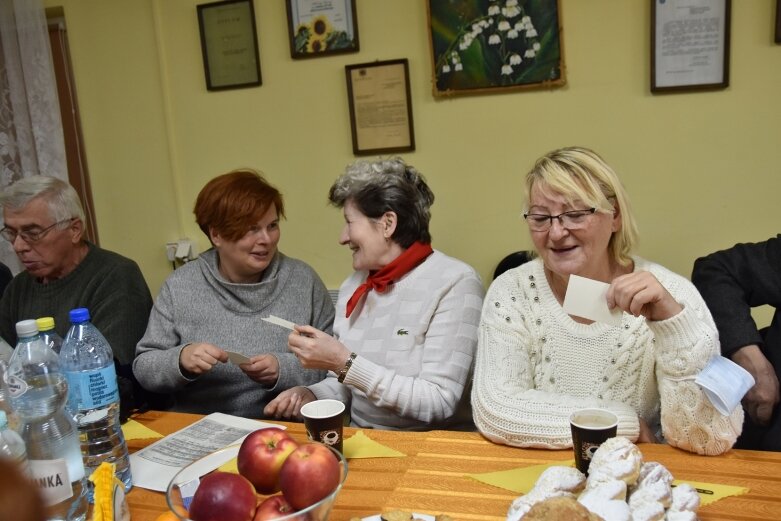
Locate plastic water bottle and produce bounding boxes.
[0,335,12,364]
[6,319,88,521]
[0,409,28,471]
[59,308,131,498]
[38,317,64,355]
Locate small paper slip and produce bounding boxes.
[562,275,622,326]
[225,351,250,365]
[695,356,755,415]
[262,315,296,330]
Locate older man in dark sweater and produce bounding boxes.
[693,235,781,452]
[0,176,154,411]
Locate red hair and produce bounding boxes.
[194,169,285,242]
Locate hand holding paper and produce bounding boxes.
[563,275,622,326]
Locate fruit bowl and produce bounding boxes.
[165,444,348,521]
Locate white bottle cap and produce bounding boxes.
[15,320,39,337]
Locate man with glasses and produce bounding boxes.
[0,176,154,411]
[693,237,781,452]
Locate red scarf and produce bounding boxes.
[345,241,434,318]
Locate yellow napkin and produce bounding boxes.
[121,419,163,440]
[218,458,239,473]
[343,430,406,459]
[673,479,749,506]
[467,460,575,494]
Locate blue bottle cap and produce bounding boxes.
[15,319,39,337]
[69,308,91,323]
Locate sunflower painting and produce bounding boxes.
[427,0,565,96]
[286,0,359,59]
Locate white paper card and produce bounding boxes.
[695,356,755,416]
[262,315,296,330]
[129,412,284,491]
[225,351,250,365]
[563,275,622,326]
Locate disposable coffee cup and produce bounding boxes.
[570,408,618,475]
[300,399,346,454]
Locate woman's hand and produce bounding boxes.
[179,342,228,376]
[239,354,280,386]
[264,386,316,419]
[607,271,683,321]
[288,325,352,373]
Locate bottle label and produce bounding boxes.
[64,365,119,411]
[4,374,27,398]
[29,458,74,506]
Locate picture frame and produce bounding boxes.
[196,0,261,91]
[651,0,731,93]
[776,0,781,44]
[345,59,415,156]
[426,0,565,97]
[286,0,359,59]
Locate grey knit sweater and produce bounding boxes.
[133,249,334,418]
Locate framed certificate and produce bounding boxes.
[197,0,262,91]
[651,0,731,93]
[345,59,415,156]
[286,0,359,59]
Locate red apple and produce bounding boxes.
[279,443,340,511]
[189,471,256,521]
[238,428,299,494]
[252,494,295,521]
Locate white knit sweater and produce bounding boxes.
[472,257,743,455]
[308,250,485,430]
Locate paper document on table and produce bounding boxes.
[562,275,622,326]
[129,412,284,491]
[262,315,296,330]
[695,356,755,416]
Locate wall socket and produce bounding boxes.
[165,239,196,264]
[165,243,177,262]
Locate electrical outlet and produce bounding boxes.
[165,243,177,262]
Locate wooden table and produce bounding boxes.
[126,411,781,521]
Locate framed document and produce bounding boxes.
[651,0,731,93]
[197,0,262,91]
[286,0,359,59]
[345,59,415,156]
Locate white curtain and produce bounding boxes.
[0,0,67,273]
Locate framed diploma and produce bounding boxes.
[345,59,415,156]
[197,0,262,91]
[651,0,731,93]
[286,0,359,59]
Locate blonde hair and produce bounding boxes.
[524,147,638,266]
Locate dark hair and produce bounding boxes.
[328,158,434,248]
[194,169,284,242]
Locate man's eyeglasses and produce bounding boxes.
[0,219,73,243]
[522,208,597,232]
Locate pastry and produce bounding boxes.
[381,512,413,521]
[665,510,698,520]
[588,437,643,485]
[535,466,586,494]
[578,495,631,521]
[629,481,672,509]
[630,500,666,521]
[522,496,601,521]
[506,489,572,521]
[579,479,627,503]
[669,484,700,513]
[635,462,674,490]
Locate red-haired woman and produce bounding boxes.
[133,169,334,418]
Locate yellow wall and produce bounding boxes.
[47,0,781,309]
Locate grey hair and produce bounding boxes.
[0,176,85,223]
[328,158,434,248]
